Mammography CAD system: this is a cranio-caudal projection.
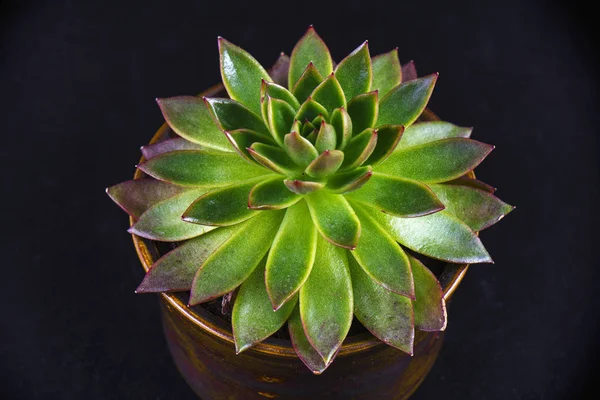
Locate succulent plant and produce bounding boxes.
[107,27,513,374]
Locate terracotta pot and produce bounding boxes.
[130,85,470,399]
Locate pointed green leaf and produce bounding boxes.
[269,52,290,86]
[182,178,264,226]
[347,91,379,135]
[295,97,329,123]
[305,150,344,178]
[371,49,402,97]
[445,176,496,193]
[189,210,284,304]
[366,125,404,166]
[106,179,186,219]
[232,260,297,353]
[204,97,269,135]
[248,142,300,175]
[219,38,272,115]
[330,107,352,149]
[288,306,332,374]
[224,128,274,164]
[284,179,325,195]
[341,128,378,170]
[138,149,266,187]
[429,184,514,231]
[310,74,346,112]
[301,120,316,137]
[261,80,300,112]
[266,202,317,309]
[326,166,373,194]
[129,188,215,241]
[248,176,302,210]
[347,173,444,217]
[397,121,472,150]
[376,138,494,183]
[300,235,353,363]
[283,131,319,168]
[263,95,296,146]
[292,63,324,104]
[377,74,438,127]
[409,254,446,332]
[136,226,237,292]
[141,138,204,160]
[305,190,360,249]
[334,41,372,100]
[314,121,337,153]
[401,61,417,82]
[289,27,333,90]
[156,96,231,152]
[348,255,414,353]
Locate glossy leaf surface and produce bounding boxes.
[326,166,373,194]
[283,131,318,167]
[204,98,269,135]
[264,96,296,146]
[141,138,204,160]
[248,177,302,210]
[106,179,185,219]
[314,122,337,153]
[334,41,372,100]
[341,128,378,170]
[410,254,446,331]
[248,142,299,175]
[295,97,329,122]
[292,63,324,104]
[284,179,325,195]
[397,121,472,150]
[288,306,331,374]
[289,27,333,90]
[366,124,404,166]
[330,107,352,149]
[305,150,344,178]
[310,74,346,112]
[224,129,274,163]
[305,191,360,249]
[371,49,402,97]
[377,74,437,127]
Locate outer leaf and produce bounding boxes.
[289,27,333,90]
[128,188,214,241]
[141,138,204,160]
[284,179,325,194]
[377,74,438,127]
[348,255,414,354]
[340,128,378,170]
[300,235,353,363]
[310,74,346,112]
[346,173,444,217]
[305,150,344,178]
[182,178,264,226]
[138,150,266,187]
[106,179,186,219]
[268,52,290,86]
[330,107,352,149]
[397,121,472,150]
[401,60,417,82]
[266,202,317,309]
[288,306,332,374]
[351,204,414,298]
[248,142,300,175]
[204,97,269,135]
[376,138,494,183]
[248,177,302,210]
[314,121,337,153]
[224,128,274,164]
[429,184,514,231]
[156,96,231,151]
[264,96,296,146]
[305,190,361,249]
[334,41,372,100]
[232,260,297,353]
[347,91,379,135]
[326,166,373,194]
[136,226,237,292]
[292,63,324,104]
[283,131,319,168]
[189,210,284,305]
[365,125,404,166]
[410,254,447,332]
[219,38,272,115]
[295,97,329,123]
[371,49,402,97]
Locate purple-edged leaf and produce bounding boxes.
[292,63,324,104]
[371,49,402,97]
[138,149,266,187]
[283,131,319,168]
[377,74,437,127]
[351,204,414,298]
[295,97,329,123]
[136,226,237,293]
[289,306,333,374]
[141,138,203,160]
[401,60,417,82]
[365,124,404,166]
[224,128,275,164]
[248,142,300,175]
[330,107,352,149]
[269,52,290,87]
[376,138,494,183]
[347,173,444,218]
[204,97,269,136]
[348,254,414,354]
[347,91,379,135]
[248,176,302,210]
[106,179,186,219]
[128,188,214,241]
[156,96,231,151]
[314,121,337,153]
[340,128,378,170]
[284,179,325,195]
[445,176,496,193]
[266,201,317,310]
[305,150,344,178]
[189,210,284,305]
[326,166,373,194]
[219,37,272,115]
[182,178,264,226]
[305,190,360,249]
[369,207,493,263]
[289,27,333,90]
[300,235,353,364]
[264,96,296,146]
[334,41,372,100]
[260,80,300,124]
[397,121,472,150]
[310,74,346,112]
[410,254,446,332]
[429,184,514,231]
[232,259,297,353]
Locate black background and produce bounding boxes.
[2,0,598,399]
